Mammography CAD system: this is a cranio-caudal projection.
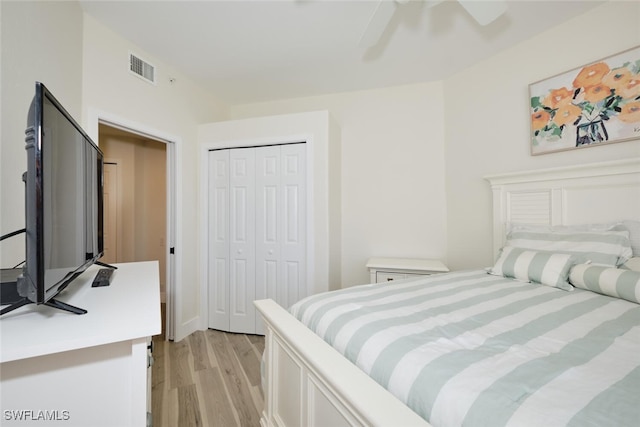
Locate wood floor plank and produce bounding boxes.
[196,367,239,426]
[165,386,179,427]
[177,384,203,426]
[248,383,265,421]
[151,378,165,427]
[169,338,194,389]
[227,333,262,386]
[206,330,261,427]
[152,339,166,387]
[247,334,265,356]
[188,330,211,371]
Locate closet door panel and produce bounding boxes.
[256,146,281,306]
[229,148,256,333]
[280,144,307,308]
[208,150,230,331]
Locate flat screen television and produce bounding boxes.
[0,82,104,316]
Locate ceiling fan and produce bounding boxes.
[359,0,508,48]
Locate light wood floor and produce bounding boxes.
[151,329,265,427]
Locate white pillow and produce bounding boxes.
[620,220,640,257]
[489,246,576,291]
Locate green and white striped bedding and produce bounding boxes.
[289,270,640,427]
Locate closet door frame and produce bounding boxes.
[200,136,314,333]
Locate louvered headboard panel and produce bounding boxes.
[507,191,552,224]
[485,158,640,258]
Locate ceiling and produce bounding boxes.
[79,0,605,105]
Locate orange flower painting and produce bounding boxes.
[529,46,640,155]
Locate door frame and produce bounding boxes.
[199,135,314,331]
[87,108,179,341]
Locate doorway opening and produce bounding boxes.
[98,123,173,339]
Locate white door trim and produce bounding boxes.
[199,135,315,332]
[86,108,181,341]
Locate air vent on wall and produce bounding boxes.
[129,53,156,84]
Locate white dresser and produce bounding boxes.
[366,257,449,283]
[0,261,161,427]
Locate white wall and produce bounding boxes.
[81,14,229,340]
[1,1,84,266]
[444,0,640,270]
[230,83,447,286]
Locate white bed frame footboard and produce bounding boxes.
[255,158,640,427]
[254,299,430,427]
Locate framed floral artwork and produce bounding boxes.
[529,46,640,155]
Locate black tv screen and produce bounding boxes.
[5,82,104,315]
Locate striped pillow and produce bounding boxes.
[489,246,576,291]
[505,229,632,267]
[618,220,640,257]
[622,257,640,272]
[569,264,640,304]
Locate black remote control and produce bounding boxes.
[92,268,114,287]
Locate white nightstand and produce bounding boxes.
[366,257,449,283]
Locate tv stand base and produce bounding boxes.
[44,298,87,314]
[0,297,86,316]
[0,298,30,316]
[95,261,118,270]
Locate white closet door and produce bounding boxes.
[208,144,306,335]
[208,150,230,331]
[255,146,280,331]
[279,144,307,307]
[229,148,256,333]
[255,144,306,334]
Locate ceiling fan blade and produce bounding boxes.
[458,0,507,26]
[358,0,398,49]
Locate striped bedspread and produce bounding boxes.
[289,270,640,427]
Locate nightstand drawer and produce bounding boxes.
[376,272,407,282]
[367,257,449,284]
[376,271,433,283]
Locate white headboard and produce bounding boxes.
[485,158,640,257]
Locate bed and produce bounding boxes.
[255,158,640,427]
